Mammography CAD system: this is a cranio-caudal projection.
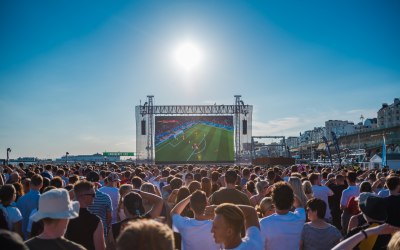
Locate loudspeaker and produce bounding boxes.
[141,120,146,135]
[242,120,247,135]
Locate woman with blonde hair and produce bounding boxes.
[117,184,133,221]
[141,183,157,213]
[289,177,309,208]
[388,231,400,250]
[250,180,269,207]
[258,197,275,218]
[302,180,314,200]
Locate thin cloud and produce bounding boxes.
[252,117,304,136]
[252,108,378,137]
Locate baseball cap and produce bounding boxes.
[358,192,388,221]
[123,192,145,216]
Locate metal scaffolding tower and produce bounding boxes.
[136,95,251,163]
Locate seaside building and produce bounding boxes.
[364,118,378,129]
[56,153,120,163]
[299,127,325,146]
[377,98,400,128]
[325,120,355,140]
[286,136,299,149]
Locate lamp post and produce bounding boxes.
[6,148,11,165]
[65,152,69,165]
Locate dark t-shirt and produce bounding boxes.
[25,237,86,250]
[65,208,100,250]
[385,195,400,227]
[210,188,251,205]
[328,183,347,212]
[111,214,151,240]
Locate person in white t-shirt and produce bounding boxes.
[0,184,23,237]
[340,172,360,209]
[260,181,306,250]
[340,171,359,233]
[210,203,263,250]
[309,173,334,221]
[99,173,120,224]
[171,190,219,250]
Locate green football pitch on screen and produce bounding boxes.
[155,116,234,163]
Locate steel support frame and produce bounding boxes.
[138,95,251,163]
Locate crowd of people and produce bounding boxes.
[1,162,400,250]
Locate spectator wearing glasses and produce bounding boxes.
[86,171,113,237]
[65,180,105,250]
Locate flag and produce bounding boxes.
[382,135,387,167]
[322,136,333,167]
[331,131,341,166]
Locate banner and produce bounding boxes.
[322,136,333,167]
[382,135,387,167]
[331,131,341,166]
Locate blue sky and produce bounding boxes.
[1,1,399,158]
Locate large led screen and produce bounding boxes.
[155,116,234,163]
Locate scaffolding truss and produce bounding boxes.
[135,95,253,164]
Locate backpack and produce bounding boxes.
[346,196,360,215]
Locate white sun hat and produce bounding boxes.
[30,189,80,222]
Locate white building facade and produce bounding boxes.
[325,120,355,140]
[377,98,400,128]
[286,136,299,149]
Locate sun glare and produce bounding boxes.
[174,41,203,71]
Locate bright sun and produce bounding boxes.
[174,41,203,71]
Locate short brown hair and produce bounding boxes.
[271,182,294,210]
[117,220,174,250]
[386,175,400,191]
[73,180,94,196]
[30,174,43,187]
[306,198,326,219]
[170,178,183,190]
[225,170,237,184]
[215,203,244,234]
[190,190,207,214]
[308,173,319,185]
[347,171,357,183]
[50,176,63,188]
[188,181,201,194]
